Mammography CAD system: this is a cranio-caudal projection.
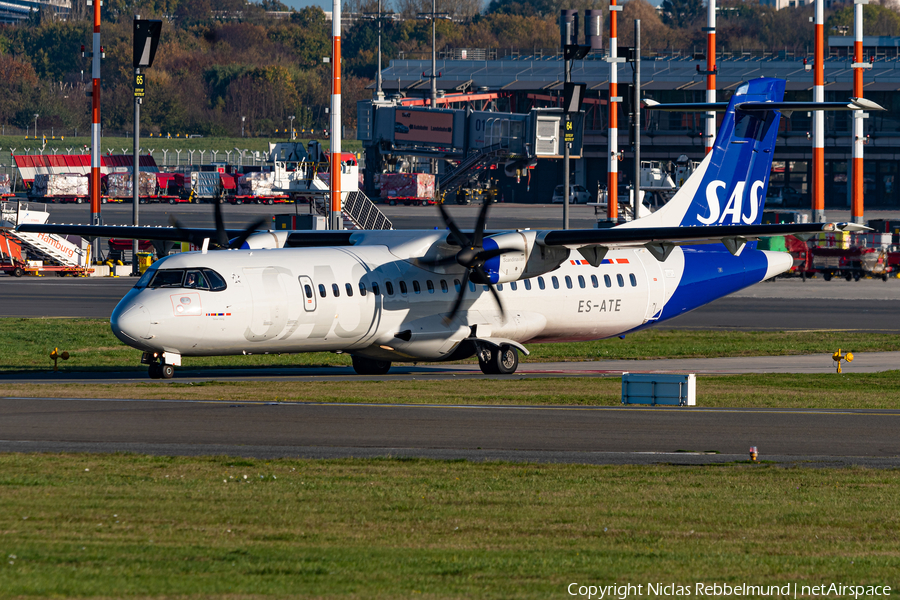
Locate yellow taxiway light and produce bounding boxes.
[50,347,70,371]
[832,349,854,374]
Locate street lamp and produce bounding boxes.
[417,1,450,107]
[289,115,295,140]
[364,0,398,101]
[241,116,245,138]
[33,114,39,139]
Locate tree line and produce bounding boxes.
[2,0,898,138]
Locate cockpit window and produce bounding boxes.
[184,270,208,290]
[147,268,227,291]
[204,269,227,291]
[134,267,156,289]
[149,269,185,288]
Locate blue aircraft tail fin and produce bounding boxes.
[627,78,784,229]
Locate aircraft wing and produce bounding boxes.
[15,224,255,246]
[536,221,869,263]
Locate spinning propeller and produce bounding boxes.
[425,199,518,322]
[169,200,266,250]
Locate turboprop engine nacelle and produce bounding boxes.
[482,230,570,284]
[482,231,533,284]
[242,230,289,249]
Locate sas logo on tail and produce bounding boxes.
[698,180,765,225]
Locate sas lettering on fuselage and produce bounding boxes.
[577,299,621,313]
[699,179,764,225]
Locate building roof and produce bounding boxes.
[380,55,900,96]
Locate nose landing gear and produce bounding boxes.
[148,363,175,379]
[142,351,177,379]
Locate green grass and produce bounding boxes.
[0,454,897,599]
[3,318,899,374]
[3,372,900,409]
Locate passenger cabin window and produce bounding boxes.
[345,283,354,297]
[385,281,394,295]
[524,279,532,291]
[372,282,380,296]
[332,283,340,297]
[551,276,560,290]
[591,275,598,288]
[617,274,625,287]
[510,281,517,291]
[454,279,461,292]
[538,277,545,290]
[578,275,585,289]
[565,276,573,289]
[318,284,327,298]
[359,282,367,296]
[426,280,434,294]
[630,273,638,287]
[399,281,408,295]
[440,280,448,293]
[413,281,421,294]
[604,275,612,288]
[303,284,313,299]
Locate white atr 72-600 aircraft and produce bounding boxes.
[21,78,879,379]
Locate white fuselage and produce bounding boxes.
[111,240,685,363]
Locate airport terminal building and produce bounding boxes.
[372,42,900,209]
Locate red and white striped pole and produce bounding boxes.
[90,0,102,255]
[607,0,619,222]
[813,0,825,222]
[705,0,716,154]
[851,0,866,225]
[330,0,342,230]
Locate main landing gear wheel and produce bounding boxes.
[148,363,175,379]
[478,345,519,375]
[351,355,392,375]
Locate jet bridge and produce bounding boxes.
[357,100,583,201]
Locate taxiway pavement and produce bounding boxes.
[1,398,898,467]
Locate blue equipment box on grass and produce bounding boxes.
[621,373,696,406]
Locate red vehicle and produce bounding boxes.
[809,246,893,281]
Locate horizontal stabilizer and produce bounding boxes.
[538,222,870,255]
[644,98,885,113]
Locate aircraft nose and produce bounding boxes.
[111,302,152,343]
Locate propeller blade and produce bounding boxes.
[472,197,491,248]
[228,217,267,249]
[437,201,470,247]
[446,268,470,323]
[475,246,517,263]
[475,264,505,318]
[212,200,229,248]
[168,214,200,246]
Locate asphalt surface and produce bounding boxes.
[1,398,899,467]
